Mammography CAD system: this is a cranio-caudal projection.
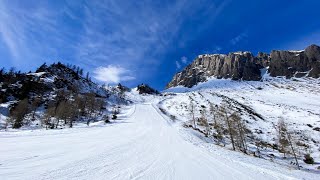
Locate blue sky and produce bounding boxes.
[1,0,320,90]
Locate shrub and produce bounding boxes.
[170,115,176,121]
[112,114,117,120]
[303,154,314,164]
[103,115,110,123]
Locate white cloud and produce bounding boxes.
[181,56,188,64]
[175,61,181,69]
[93,65,135,84]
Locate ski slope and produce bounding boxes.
[0,103,317,179]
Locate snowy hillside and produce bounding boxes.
[0,63,129,130]
[162,76,320,171]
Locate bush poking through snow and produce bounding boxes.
[303,154,314,164]
[103,115,110,123]
[169,115,176,121]
[112,114,117,120]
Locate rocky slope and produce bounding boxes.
[0,62,108,104]
[166,44,320,88]
[0,62,115,129]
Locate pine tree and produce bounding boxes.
[86,72,90,81]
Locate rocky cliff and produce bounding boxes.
[166,44,320,88]
[269,44,320,78]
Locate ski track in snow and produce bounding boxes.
[0,103,318,180]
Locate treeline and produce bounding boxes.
[6,89,106,129]
[0,67,25,87]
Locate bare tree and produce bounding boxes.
[96,98,106,115]
[200,106,210,137]
[277,117,300,169]
[277,118,289,158]
[10,98,30,128]
[218,103,236,151]
[75,95,86,116]
[189,100,196,128]
[31,97,41,120]
[43,105,56,129]
[210,103,225,145]
[55,101,67,128]
[85,93,97,125]
[209,103,218,127]
[230,112,248,153]
[287,128,300,170]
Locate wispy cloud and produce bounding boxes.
[0,1,76,67]
[230,31,248,45]
[76,1,185,65]
[75,0,230,81]
[175,61,181,69]
[181,56,188,64]
[93,65,135,84]
[0,0,231,88]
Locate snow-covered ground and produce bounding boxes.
[0,94,319,179]
[162,77,320,172]
[1,78,319,179]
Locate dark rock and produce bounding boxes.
[313,127,320,131]
[137,84,159,94]
[166,52,264,88]
[306,124,313,128]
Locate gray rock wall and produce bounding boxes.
[166,44,320,88]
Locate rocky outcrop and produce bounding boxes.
[269,44,320,78]
[166,44,320,89]
[137,84,159,94]
[166,52,263,88]
[0,62,108,103]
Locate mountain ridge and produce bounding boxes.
[166,44,320,88]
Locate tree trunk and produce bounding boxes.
[225,113,235,151]
[287,132,300,170]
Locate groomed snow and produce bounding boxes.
[0,100,318,179]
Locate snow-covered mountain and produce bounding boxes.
[161,44,320,172]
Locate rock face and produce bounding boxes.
[269,44,320,78]
[166,44,320,88]
[166,52,263,88]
